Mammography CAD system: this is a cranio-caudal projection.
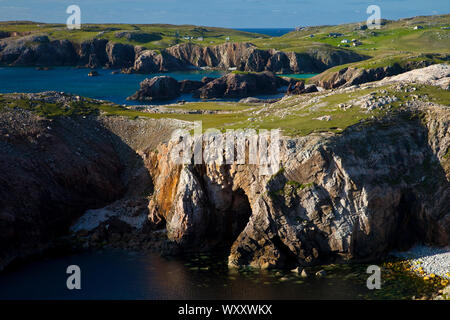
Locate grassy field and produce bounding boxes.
[0,21,269,50]
[2,82,448,136]
[1,14,448,55]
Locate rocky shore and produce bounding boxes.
[127,72,291,101]
[0,34,366,74]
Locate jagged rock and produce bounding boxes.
[77,39,109,68]
[0,35,78,66]
[0,34,367,73]
[128,76,180,101]
[287,81,318,95]
[105,42,135,68]
[311,58,443,89]
[147,82,450,268]
[0,92,185,270]
[179,80,204,93]
[195,71,288,99]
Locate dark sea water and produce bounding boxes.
[0,249,397,300]
[236,28,295,37]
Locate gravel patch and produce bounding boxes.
[391,245,450,279]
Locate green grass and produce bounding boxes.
[1,83,448,136]
[0,21,269,51]
[1,14,448,57]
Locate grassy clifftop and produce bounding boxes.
[2,80,448,137]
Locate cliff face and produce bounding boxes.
[0,93,185,270]
[0,35,366,73]
[133,42,366,74]
[0,67,448,271]
[147,107,449,269]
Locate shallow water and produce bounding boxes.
[0,249,421,300]
[0,67,312,106]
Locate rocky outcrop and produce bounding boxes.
[195,72,289,99]
[0,92,185,271]
[105,42,135,69]
[310,58,445,89]
[179,80,205,93]
[0,34,367,73]
[128,76,181,101]
[147,105,449,268]
[286,81,318,95]
[76,39,109,68]
[128,72,288,101]
[0,35,78,66]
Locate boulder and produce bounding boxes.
[128,76,180,101]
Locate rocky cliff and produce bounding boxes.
[145,105,449,268]
[310,56,449,89]
[0,92,185,270]
[0,66,449,271]
[0,34,366,73]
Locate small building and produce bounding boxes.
[414,25,424,30]
[341,39,351,44]
[197,37,204,41]
[225,36,230,41]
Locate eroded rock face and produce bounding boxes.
[105,42,136,69]
[195,72,288,99]
[311,59,443,89]
[0,35,78,66]
[128,76,181,101]
[287,81,319,95]
[0,92,187,271]
[146,107,450,268]
[0,110,125,269]
[0,36,368,73]
[179,80,204,93]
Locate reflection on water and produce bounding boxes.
[0,249,406,300]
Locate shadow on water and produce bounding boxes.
[0,248,386,300]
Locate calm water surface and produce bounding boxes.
[0,67,317,106]
[0,249,414,300]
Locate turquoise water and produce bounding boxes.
[0,67,225,105]
[0,67,316,106]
